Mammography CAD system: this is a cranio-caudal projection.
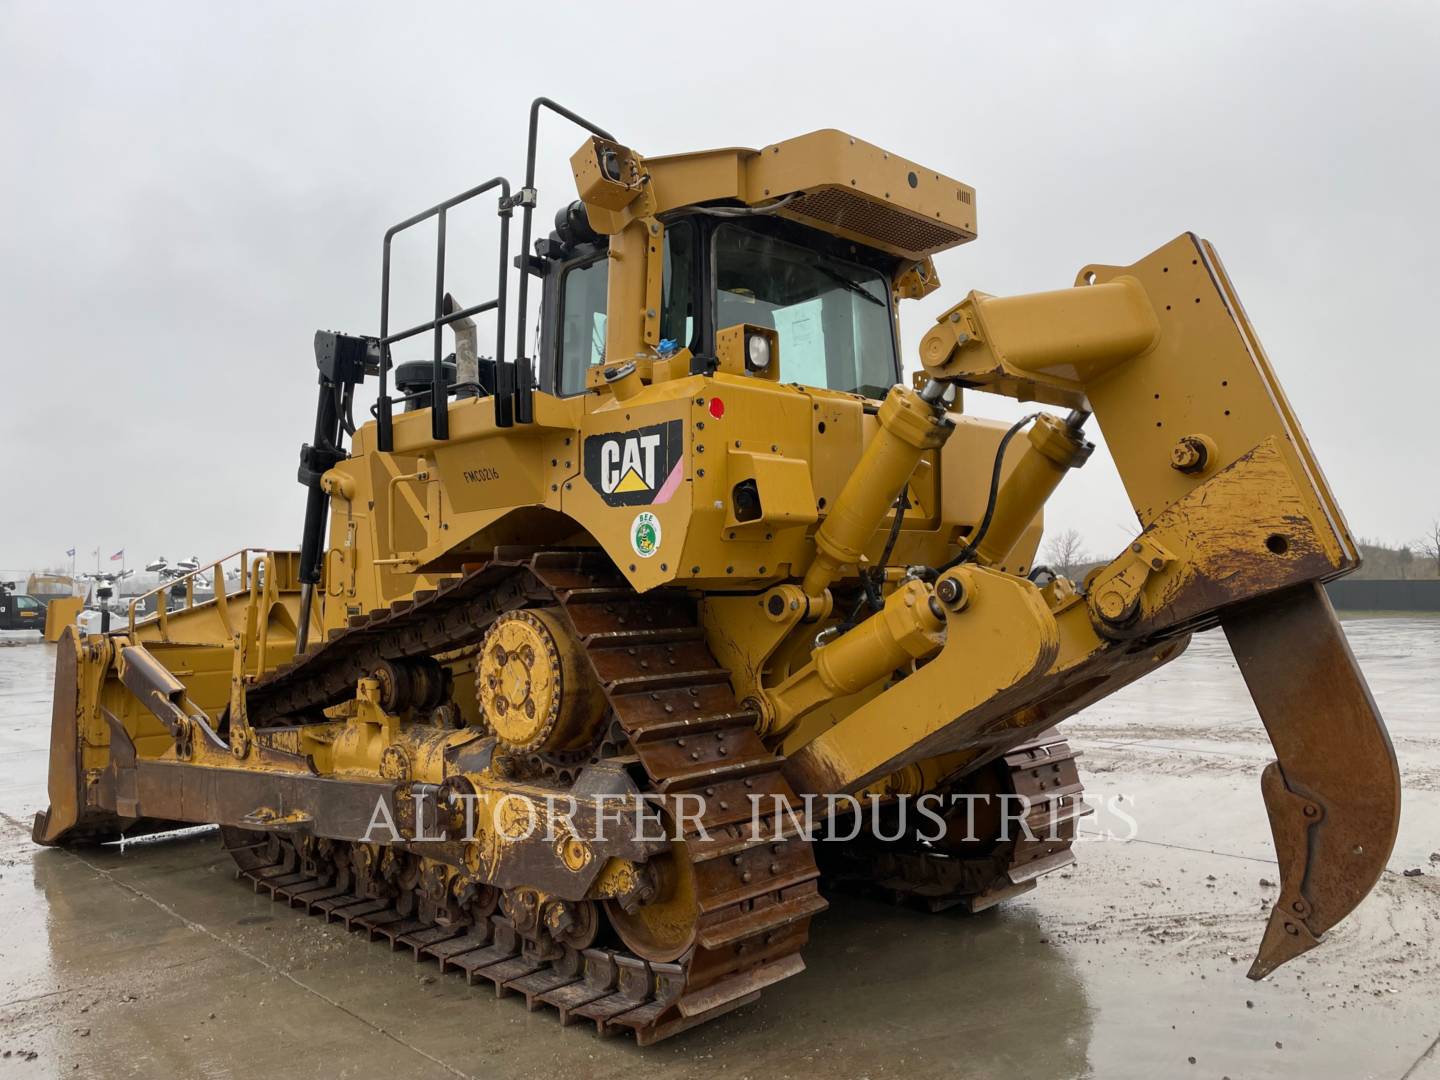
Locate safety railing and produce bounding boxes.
[373,98,617,451]
[127,548,285,641]
[510,98,616,427]
[377,177,513,450]
[246,552,282,676]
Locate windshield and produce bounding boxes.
[713,223,898,398]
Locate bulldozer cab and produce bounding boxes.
[355,107,977,457]
[537,212,902,400]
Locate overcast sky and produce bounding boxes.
[2,1,1436,574]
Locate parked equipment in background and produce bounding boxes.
[77,570,133,635]
[0,583,47,631]
[43,597,84,641]
[32,100,1399,1045]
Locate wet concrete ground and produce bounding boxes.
[0,617,1436,1079]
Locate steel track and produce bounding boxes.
[229,550,826,1043]
[817,729,1089,912]
[230,549,1083,1040]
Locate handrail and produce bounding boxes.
[377,176,512,450]
[250,554,278,675]
[372,97,619,447]
[385,463,431,565]
[511,98,616,426]
[127,548,281,639]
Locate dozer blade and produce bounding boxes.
[1222,581,1400,979]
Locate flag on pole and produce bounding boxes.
[110,549,125,562]
[66,548,76,557]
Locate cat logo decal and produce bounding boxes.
[583,420,685,507]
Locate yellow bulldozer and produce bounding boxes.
[33,98,1399,1044]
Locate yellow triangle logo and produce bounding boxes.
[614,467,650,493]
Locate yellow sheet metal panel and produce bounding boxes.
[746,129,977,258]
[1081,234,1354,559]
[723,449,817,530]
[596,130,977,259]
[639,147,749,214]
[42,596,83,642]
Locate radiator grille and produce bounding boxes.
[785,187,971,255]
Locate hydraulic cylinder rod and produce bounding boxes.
[761,579,947,737]
[802,385,952,601]
[972,410,1092,568]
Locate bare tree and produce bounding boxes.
[1042,527,1090,579]
[1418,519,1440,577]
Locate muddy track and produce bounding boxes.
[230,549,825,1043]
[818,729,1088,912]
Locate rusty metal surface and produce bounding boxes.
[1090,439,1343,640]
[133,760,395,842]
[541,550,826,1024]
[1222,582,1401,978]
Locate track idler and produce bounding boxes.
[1222,582,1402,979]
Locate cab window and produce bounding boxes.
[558,256,608,394]
[658,221,696,351]
[713,223,898,398]
[557,221,697,396]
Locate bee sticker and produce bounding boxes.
[630,511,661,559]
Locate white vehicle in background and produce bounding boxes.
[76,570,132,636]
